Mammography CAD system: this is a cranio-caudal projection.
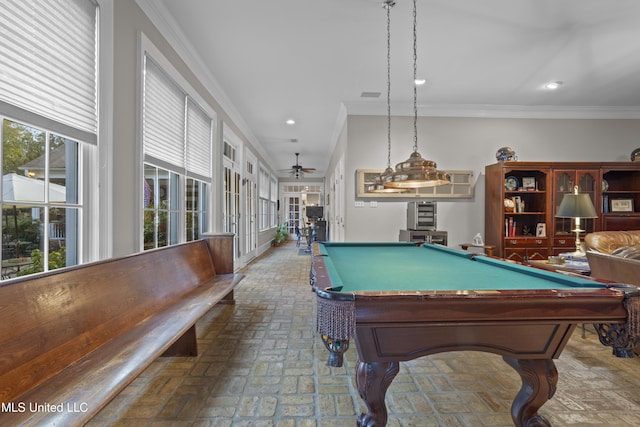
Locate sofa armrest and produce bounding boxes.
[586,250,640,285]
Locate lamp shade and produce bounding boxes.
[555,192,598,219]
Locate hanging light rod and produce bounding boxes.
[369,0,406,193]
[384,0,450,189]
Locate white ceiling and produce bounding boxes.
[146,0,640,177]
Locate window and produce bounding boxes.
[186,178,207,242]
[245,156,257,253]
[141,41,214,250]
[224,141,236,162]
[0,0,98,278]
[143,165,178,249]
[270,176,278,227]
[259,167,270,230]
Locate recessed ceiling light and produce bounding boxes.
[286,119,295,125]
[414,78,426,86]
[543,81,563,90]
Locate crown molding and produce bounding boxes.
[345,102,640,119]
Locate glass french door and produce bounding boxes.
[245,178,256,255]
[287,196,301,238]
[553,170,599,236]
[223,161,241,260]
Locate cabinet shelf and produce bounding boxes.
[504,212,545,215]
[603,190,640,194]
[505,190,546,194]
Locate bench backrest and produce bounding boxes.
[0,239,217,403]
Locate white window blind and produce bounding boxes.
[259,167,269,199]
[186,98,212,180]
[143,57,185,173]
[270,176,278,202]
[0,0,98,141]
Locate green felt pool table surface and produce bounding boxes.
[317,241,603,292]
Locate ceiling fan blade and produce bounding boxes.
[301,168,315,173]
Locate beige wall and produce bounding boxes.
[340,115,640,246]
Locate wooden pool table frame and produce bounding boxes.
[310,243,640,427]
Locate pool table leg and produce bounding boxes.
[503,357,557,427]
[356,360,400,427]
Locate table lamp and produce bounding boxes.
[555,185,598,257]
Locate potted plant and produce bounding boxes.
[271,222,289,246]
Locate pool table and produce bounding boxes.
[310,242,640,427]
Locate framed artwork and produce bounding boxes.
[611,199,634,212]
[355,169,474,199]
[536,223,546,237]
[522,177,536,191]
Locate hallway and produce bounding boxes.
[90,242,640,426]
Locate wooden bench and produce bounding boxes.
[0,233,244,426]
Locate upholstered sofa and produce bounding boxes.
[584,230,640,285]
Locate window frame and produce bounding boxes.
[258,166,270,231]
[0,0,106,277]
[139,34,216,251]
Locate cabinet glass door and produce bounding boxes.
[553,170,598,237]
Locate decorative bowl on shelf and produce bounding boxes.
[496,147,517,162]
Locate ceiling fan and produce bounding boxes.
[280,153,316,179]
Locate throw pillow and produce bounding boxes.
[612,245,640,260]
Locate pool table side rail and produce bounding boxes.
[353,292,628,325]
[311,243,640,343]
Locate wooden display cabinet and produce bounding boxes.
[485,162,551,262]
[485,162,640,262]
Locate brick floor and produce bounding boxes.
[89,242,640,426]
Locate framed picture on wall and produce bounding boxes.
[611,199,634,212]
[354,169,474,199]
